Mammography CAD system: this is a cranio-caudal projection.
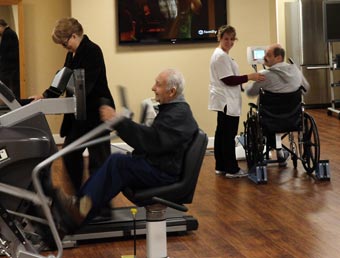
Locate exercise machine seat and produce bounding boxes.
[123,129,208,208]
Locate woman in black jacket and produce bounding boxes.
[36,17,115,193]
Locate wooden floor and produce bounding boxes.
[46,109,340,258]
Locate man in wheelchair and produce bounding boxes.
[246,44,310,96]
[244,44,310,167]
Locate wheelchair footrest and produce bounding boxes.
[248,165,267,184]
[315,160,331,181]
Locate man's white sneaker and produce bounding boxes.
[277,149,289,167]
[215,170,226,175]
[225,169,248,178]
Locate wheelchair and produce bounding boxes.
[243,87,330,184]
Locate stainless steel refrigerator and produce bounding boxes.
[285,0,339,107]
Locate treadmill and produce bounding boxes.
[62,207,198,247]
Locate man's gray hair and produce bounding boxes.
[165,68,185,96]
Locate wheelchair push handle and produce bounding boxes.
[299,85,307,93]
[288,58,307,93]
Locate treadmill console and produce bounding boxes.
[48,67,73,97]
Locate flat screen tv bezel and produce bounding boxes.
[323,0,340,42]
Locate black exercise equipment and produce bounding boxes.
[0,68,86,258]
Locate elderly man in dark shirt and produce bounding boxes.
[54,68,199,232]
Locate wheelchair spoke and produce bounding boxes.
[304,125,313,140]
[289,133,298,168]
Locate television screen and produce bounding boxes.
[323,0,340,42]
[117,0,227,45]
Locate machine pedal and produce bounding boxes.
[315,160,331,181]
[248,165,267,184]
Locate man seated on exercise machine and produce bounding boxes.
[245,44,310,166]
[51,68,199,233]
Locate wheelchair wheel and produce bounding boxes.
[244,114,264,169]
[300,112,320,174]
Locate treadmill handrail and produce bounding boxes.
[30,109,130,258]
[0,97,76,126]
[0,80,21,110]
[0,182,50,206]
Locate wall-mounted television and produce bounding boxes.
[323,0,340,42]
[117,0,227,45]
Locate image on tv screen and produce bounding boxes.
[118,0,227,45]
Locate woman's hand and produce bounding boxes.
[28,95,44,101]
[248,73,265,82]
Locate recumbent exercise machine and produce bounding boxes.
[0,69,207,257]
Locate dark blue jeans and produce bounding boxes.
[79,153,177,218]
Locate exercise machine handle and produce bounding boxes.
[151,196,188,212]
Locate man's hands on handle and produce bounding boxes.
[100,105,116,122]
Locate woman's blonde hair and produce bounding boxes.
[217,25,237,41]
[52,17,83,44]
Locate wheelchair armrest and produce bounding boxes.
[299,85,307,93]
